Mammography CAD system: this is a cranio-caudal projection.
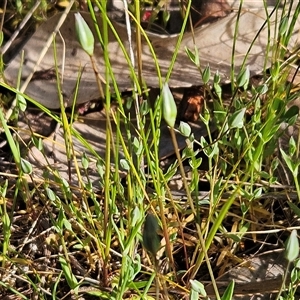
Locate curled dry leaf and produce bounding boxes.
[178,87,205,122]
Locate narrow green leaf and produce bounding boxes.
[164,163,178,182]
[0,30,3,46]
[178,121,191,137]
[194,45,200,67]
[20,158,32,174]
[81,153,89,169]
[0,180,8,197]
[279,16,289,36]
[185,46,200,67]
[61,177,70,189]
[63,219,73,231]
[256,84,268,95]
[120,158,130,171]
[0,108,20,165]
[280,149,298,176]
[162,10,170,26]
[189,157,202,169]
[185,47,195,63]
[190,279,207,296]
[199,136,208,148]
[214,71,221,84]
[46,188,56,201]
[285,105,299,119]
[289,136,297,156]
[236,66,250,88]
[59,256,79,292]
[221,280,235,300]
[229,108,246,129]
[17,94,27,112]
[253,187,262,198]
[295,259,300,269]
[291,267,299,284]
[131,206,141,227]
[31,136,43,151]
[132,137,143,155]
[96,159,104,178]
[288,202,300,218]
[199,107,211,126]
[226,234,241,242]
[189,289,199,300]
[284,105,299,126]
[202,65,211,84]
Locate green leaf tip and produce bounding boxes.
[237,66,250,88]
[162,83,177,128]
[75,13,94,56]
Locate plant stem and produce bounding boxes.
[169,127,221,300]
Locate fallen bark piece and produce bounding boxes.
[3,8,300,108]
